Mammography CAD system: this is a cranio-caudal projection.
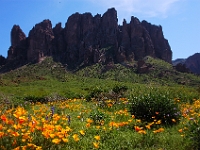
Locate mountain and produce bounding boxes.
[173,53,200,75]
[0,55,6,66]
[0,8,172,72]
[185,53,200,74]
[172,58,186,66]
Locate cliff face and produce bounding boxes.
[0,55,6,66]
[185,53,200,75]
[7,25,27,62]
[5,8,172,70]
[27,19,54,62]
[172,53,200,75]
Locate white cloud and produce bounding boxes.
[88,0,182,18]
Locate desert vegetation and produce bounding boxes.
[0,57,200,149]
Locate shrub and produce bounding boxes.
[24,95,46,103]
[89,109,107,125]
[85,87,104,102]
[185,118,200,150]
[112,85,128,94]
[129,93,181,125]
[109,84,128,104]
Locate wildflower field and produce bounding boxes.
[1,57,200,149]
[0,91,200,150]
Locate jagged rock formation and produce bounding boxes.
[173,53,200,75]
[173,63,190,73]
[185,53,200,75]
[7,25,27,62]
[172,58,186,66]
[141,21,172,62]
[27,20,54,62]
[3,8,172,70]
[0,55,6,66]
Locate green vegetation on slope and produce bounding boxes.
[0,57,200,149]
[0,56,199,103]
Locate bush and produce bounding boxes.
[129,93,181,125]
[112,85,128,94]
[24,95,46,103]
[187,119,200,150]
[85,87,104,102]
[89,109,107,125]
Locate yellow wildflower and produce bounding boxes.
[72,134,79,142]
[172,119,176,123]
[178,129,183,133]
[86,123,91,128]
[62,138,69,143]
[138,130,147,134]
[96,126,100,129]
[79,130,85,136]
[131,115,135,119]
[12,131,20,137]
[49,133,56,138]
[87,118,93,123]
[153,128,164,133]
[93,142,99,149]
[94,135,100,141]
[52,138,61,144]
[156,120,162,124]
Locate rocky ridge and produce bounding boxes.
[173,53,200,75]
[184,53,200,74]
[1,8,172,71]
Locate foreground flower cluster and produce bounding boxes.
[0,98,200,149]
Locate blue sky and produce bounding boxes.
[0,0,199,60]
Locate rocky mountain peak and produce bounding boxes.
[2,8,173,71]
[27,19,54,62]
[185,53,200,74]
[0,55,6,66]
[173,53,200,75]
[11,25,26,47]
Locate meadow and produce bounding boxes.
[0,94,200,150]
[0,57,200,149]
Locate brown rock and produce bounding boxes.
[137,60,152,73]
[0,55,6,66]
[101,8,118,48]
[128,17,155,61]
[11,25,26,47]
[185,53,200,74]
[3,8,173,71]
[118,19,132,62]
[52,23,65,62]
[142,21,172,63]
[7,25,27,61]
[174,63,190,73]
[27,19,54,62]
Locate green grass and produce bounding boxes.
[0,56,200,149]
[0,56,199,105]
[0,96,198,150]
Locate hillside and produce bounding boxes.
[0,8,172,72]
[0,57,200,101]
[75,56,200,86]
[173,53,200,75]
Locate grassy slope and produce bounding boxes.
[0,57,200,150]
[0,57,199,101]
